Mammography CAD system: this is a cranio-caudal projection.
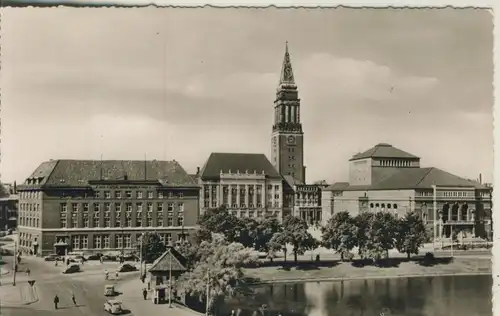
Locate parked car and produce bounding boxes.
[104,284,116,296]
[62,264,81,274]
[87,253,103,260]
[118,263,137,272]
[104,300,123,314]
[44,254,62,261]
[101,254,117,262]
[122,253,138,261]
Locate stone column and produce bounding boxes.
[209,185,213,206]
[245,185,249,206]
[228,185,232,207]
[457,204,461,221]
[236,185,240,206]
[253,185,257,207]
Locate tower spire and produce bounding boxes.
[279,41,296,88]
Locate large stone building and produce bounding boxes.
[197,153,292,221]
[17,159,200,256]
[196,43,321,222]
[0,196,18,231]
[322,143,493,240]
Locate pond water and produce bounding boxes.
[223,275,492,316]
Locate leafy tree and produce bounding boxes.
[268,232,287,263]
[278,215,316,264]
[354,212,374,259]
[395,211,427,259]
[178,234,257,316]
[321,211,357,261]
[137,232,167,263]
[364,212,398,262]
[175,240,200,270]
[198,206,242,243]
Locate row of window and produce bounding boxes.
[443,191,470,197]
[59,211,184,228]
[19,190,185,200]
[68,233,184,250]
[370,203,398,209]
[60,202,184,214]
[379,159,412,167]
[229,210,279,218]
[204,201,280,209]
[19,217,39,228]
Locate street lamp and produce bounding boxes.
[139,233,144,279]
[432,185,437,253]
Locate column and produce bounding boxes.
[236,185,240,207]
[245,185,249,206]
[253,185,257,207]
[457,204,461,221]
[448,206,452,221]
[228,185,232,207]
[208,185,212,206]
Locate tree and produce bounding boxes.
[277,215,316,264]
[137,232,167,263]
[364,212,398,262]
[395,211,427,259]
[175,240,200,270]
[355,212,374,259]
[321,211,357,261]
[198,206,242,243]
[178,234,257,316]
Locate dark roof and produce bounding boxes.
[324,182,350,191]
[349,143,420,161]
[343,167,488,191]
[22,159,197,188]
[148,246,188,273]
[283,175,304,187]
[199,153,282,180]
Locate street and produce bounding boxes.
[1,255,140,316]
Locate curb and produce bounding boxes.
[249,271,492,285]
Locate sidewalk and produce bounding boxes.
[115,278,200,316]
[0,283,39,306]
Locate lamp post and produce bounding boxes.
[432,185,437,253]
[205,269,210,316]
[12,241,17,286]
[168,247,172,308]
[139,233,144,279]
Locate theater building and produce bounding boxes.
[17,159,200,256]
[323,143,492,240]
[197,153,291,221]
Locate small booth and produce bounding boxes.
[54,239,69,256]
[147,246,188,305]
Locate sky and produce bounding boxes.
[0,7,494,184]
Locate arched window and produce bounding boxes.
[393,204,398,209]
[461,204,468,221]
[375,203,380,207]
[370,203,374,208]
[381,203,386,208]
[387,204,392,209]
[442,203,450,222]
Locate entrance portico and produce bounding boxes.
[438,202,476,239]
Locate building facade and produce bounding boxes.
[271,42,306,184]
[197,153,291,221]
[0,195,18,231]
[323,143,493,240]
[17,159,200,256]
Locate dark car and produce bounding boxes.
[44,254,62,261]
[118,263,138,272]
[87,253,103,260]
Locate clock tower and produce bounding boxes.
[271,42,306,183]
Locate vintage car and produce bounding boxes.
[104,300,123,314]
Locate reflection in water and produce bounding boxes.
[224,275,491,316]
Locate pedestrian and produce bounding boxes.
[72,293,76,306]
[231,310,235,316]
[25,268,30,276]
[54,295,59,309]
[105,270,109,280]
[115,271,119,280]
[142,288,148,300]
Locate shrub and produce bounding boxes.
[424,252,434,261]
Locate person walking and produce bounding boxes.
[72,293,77,306]
[25,268,31,276]
[115,271,119,280]
[105,270,109,280]
[54,295,60,309]
[142,288,148,300]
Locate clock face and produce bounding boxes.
[287,135,296,144]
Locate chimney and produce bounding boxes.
[479,173,483,184]
[196,167,200,176]
[13,181,17,194]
